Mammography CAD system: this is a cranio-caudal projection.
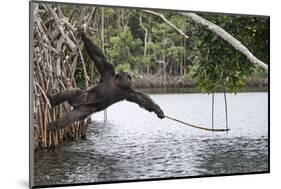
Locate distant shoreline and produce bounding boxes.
[138,87,268,94]
[133,74,268,93]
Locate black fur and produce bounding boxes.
[47,33,164,131]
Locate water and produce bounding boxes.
[34,92,268,186]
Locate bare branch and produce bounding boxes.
[139,15,148,56]
[142,10,189,39]
[86,7,97,29]
[34,5,50,45]
[35,81,52,109]
[33,4,91,148]
[46,5,76,51]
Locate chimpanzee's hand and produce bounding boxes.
[155,109,165,119]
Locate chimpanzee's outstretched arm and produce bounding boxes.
[81,33,115,80]
[126,89,164,119]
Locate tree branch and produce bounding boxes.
[46,5,76,51]
[180,12,268,71]
[142,10,189,39]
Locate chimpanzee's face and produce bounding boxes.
[114,72,132,88]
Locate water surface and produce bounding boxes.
[34,92,268,186]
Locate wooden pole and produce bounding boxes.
[212,93,215,131]
[224,91,229,132]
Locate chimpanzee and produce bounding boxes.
[47,33,165,131]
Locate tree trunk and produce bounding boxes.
[101,8,105,53]
[139,15,148,57]
[162,47,167,87]
[139,14,149,74]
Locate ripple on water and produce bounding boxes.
[34,93,268,186]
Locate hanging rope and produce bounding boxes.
[164,115,230,132]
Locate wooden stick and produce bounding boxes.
[35,81,52,109]
[212,93,215,131]
[165,115,230,132]
[224,91,229,132]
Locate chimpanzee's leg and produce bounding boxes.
[48,88,85,107]
[47,106,95,131]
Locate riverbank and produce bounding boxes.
[138,87,268,95]
[133,74,268,91]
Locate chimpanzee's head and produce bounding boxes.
[114,71,132,88]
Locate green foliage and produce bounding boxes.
[115,63,135,78]
[166,46,185,64]
[62,4,268,91]
[186,14,268,93]
[107,27,144,70]
[194,35,255,93]
[116,63,131,73]
[180,64,199,81]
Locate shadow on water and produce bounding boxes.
[34,92,268,186]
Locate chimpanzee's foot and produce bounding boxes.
[47,122,57,132]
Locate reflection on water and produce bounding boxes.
[34,92,268,186]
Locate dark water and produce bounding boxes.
[34,92,268,186]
